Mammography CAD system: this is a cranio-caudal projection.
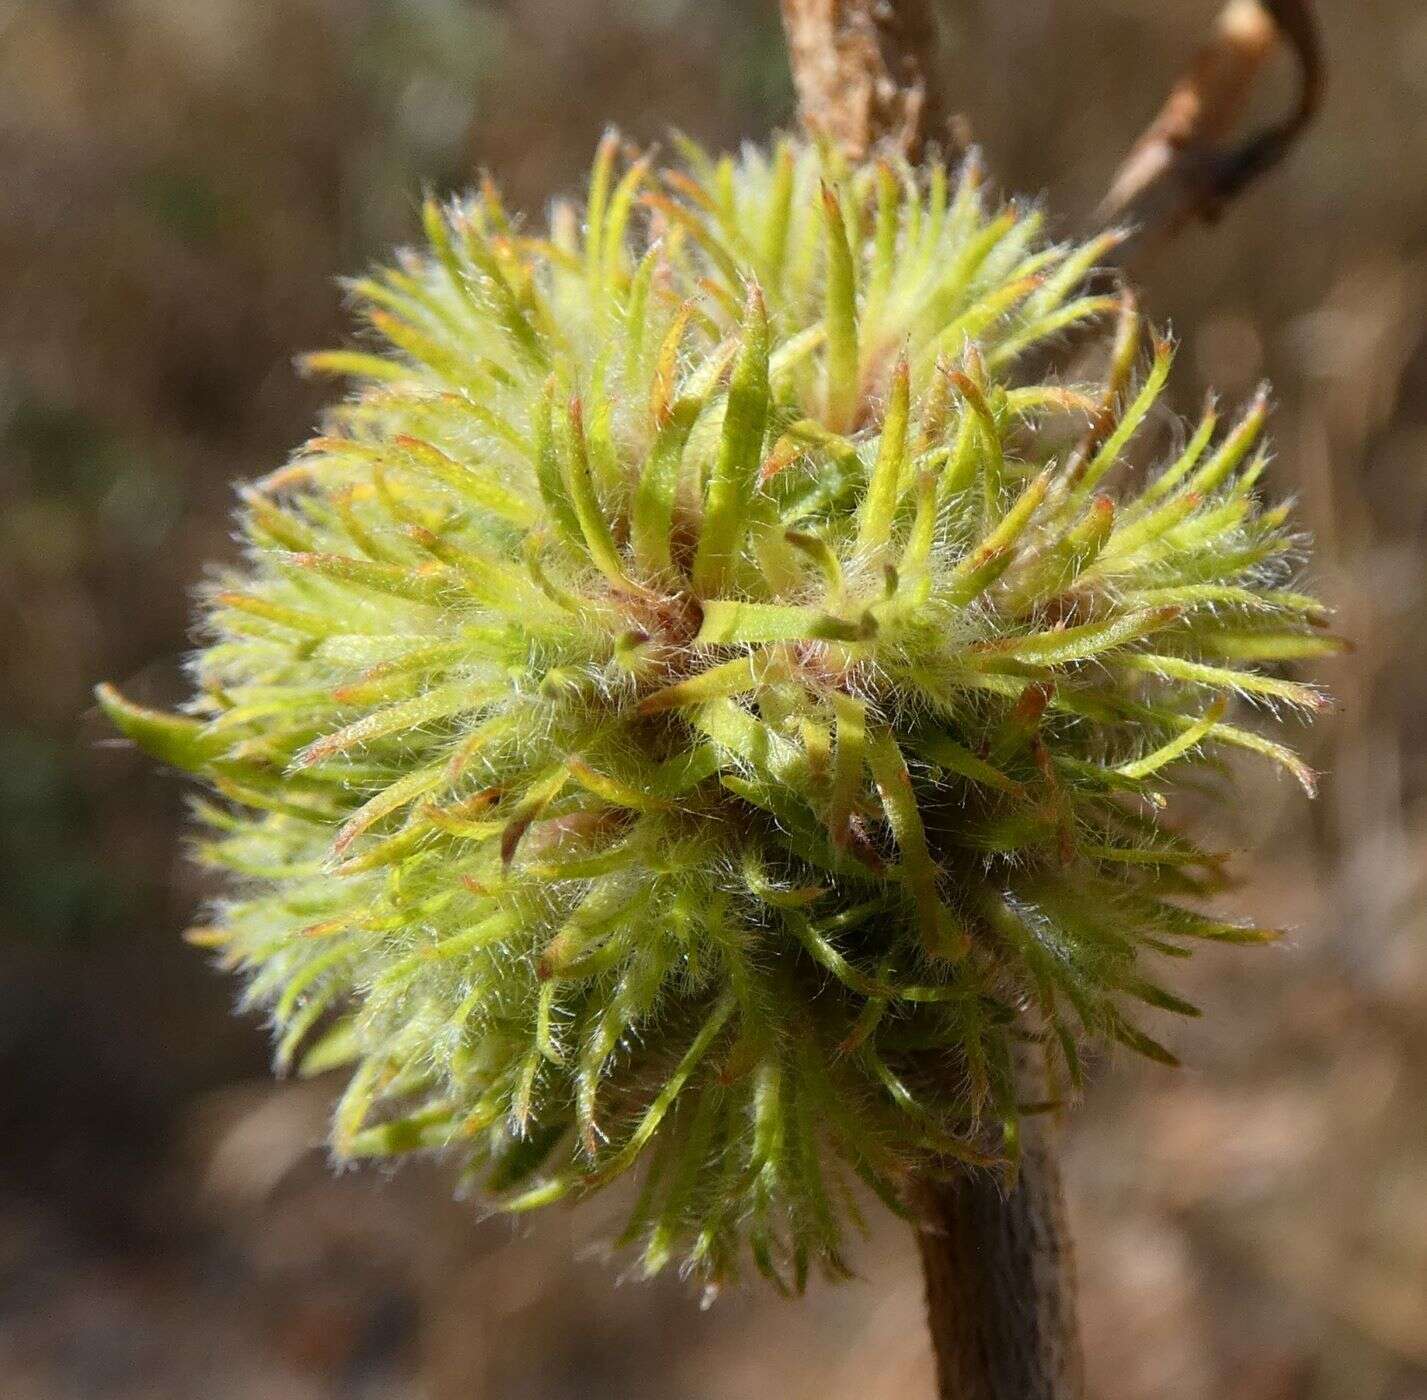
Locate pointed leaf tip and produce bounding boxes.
[690,279,772,596]
[95,683,224,774]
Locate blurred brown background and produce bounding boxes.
[2,2,1426,1396]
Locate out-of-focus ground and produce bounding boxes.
[2,1,1426,1396]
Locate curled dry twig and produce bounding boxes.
[1100,0,1324,254]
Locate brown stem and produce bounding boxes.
[779,0,946,160]
[912,1076,1084,1400]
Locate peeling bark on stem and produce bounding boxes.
[779,0,945,160]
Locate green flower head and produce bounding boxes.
[101,132,1333,1291]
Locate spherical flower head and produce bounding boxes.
[100,132,1334,1290]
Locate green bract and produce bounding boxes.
[100,133,1334,1290]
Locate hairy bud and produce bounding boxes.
[100,134,1333,1290]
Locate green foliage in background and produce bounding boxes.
[101,134,1334,1290]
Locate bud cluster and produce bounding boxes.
[101,134,1332,1289]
